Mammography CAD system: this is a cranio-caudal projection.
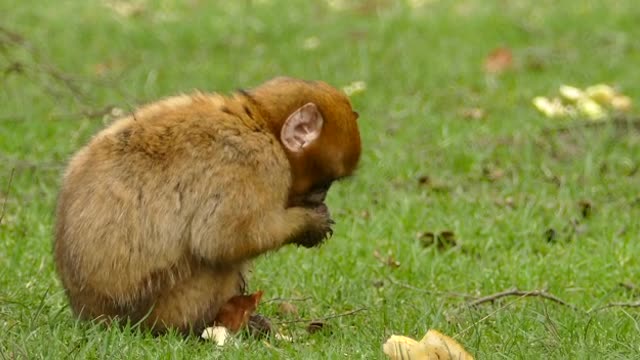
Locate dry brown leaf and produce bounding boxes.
[459,107,486,120]
[306,320,327,334]
[214,291,263,332]
[417,231,457,250]
[483,47,513,74]
[578,200,592,219]
[277,301,299,317]
[373,250,401,268]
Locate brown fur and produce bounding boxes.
[54,77,361,335]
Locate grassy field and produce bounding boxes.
[2,0,640,358]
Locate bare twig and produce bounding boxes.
[263,296,312,304]
[0,168,15,226]
[386,277,475,299]
[541,116,640,135]
[452,288,579,339]
[590,301,640,313]
[274,307,367,325]
[463,288,577,310]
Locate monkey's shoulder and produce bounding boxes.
[85,92,285,169]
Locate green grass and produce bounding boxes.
[2,0,640,358]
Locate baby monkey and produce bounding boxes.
[54,77,361,335]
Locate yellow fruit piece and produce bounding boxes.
[201,326,231,346]
[420,330,474,360]
[532,96,567,118]
[585,84,616,105]
[383,330,474,360]
[577,98,606,120]
[558,85,584,103]
[383,335,430,359]
[611,95,632,112]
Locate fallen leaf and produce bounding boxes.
[417,231,457,250]
[277,302,298,317]
[483,47,513,74]
[459,107,486,120]
[306,320,326,334]
[214,291,263,332]
[416,232,436,248]
[373,250,401,268]
[483,165,505,181]
[494,196,515,208]
[437,231,457,250]
[578,200,592,219]
[417,175,430,185]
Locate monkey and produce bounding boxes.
[53,77,361,335]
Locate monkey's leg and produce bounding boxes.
[142,266,245,335]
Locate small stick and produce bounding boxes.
[263,296,312,304]
[463,288,577,310]
[0,168,15,226]
[453,288,578,338]
[540,116,640,135]
[590,301,640,313]
[274,307,367,325]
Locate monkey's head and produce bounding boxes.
[248,77,362,208]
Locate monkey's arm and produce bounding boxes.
[188,158,331,265]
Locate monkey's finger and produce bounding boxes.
[326,228,334,238]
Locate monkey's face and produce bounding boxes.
[287,180,332,209]
[264,78,360,212]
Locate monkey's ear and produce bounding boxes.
[281,103,324,152]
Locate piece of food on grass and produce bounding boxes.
[383,329,474,360]
[201,326,231,346]
[532,96,567,118]
[577,98,606,120]
[585,84,616,104]
[611,95,632,112]
[559,85,584,103]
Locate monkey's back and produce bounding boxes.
[54,93,289,324]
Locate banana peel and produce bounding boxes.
[383,329,474,360]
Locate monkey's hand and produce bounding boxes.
[292,204,334,248]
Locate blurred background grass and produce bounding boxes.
[1,0,640,358]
